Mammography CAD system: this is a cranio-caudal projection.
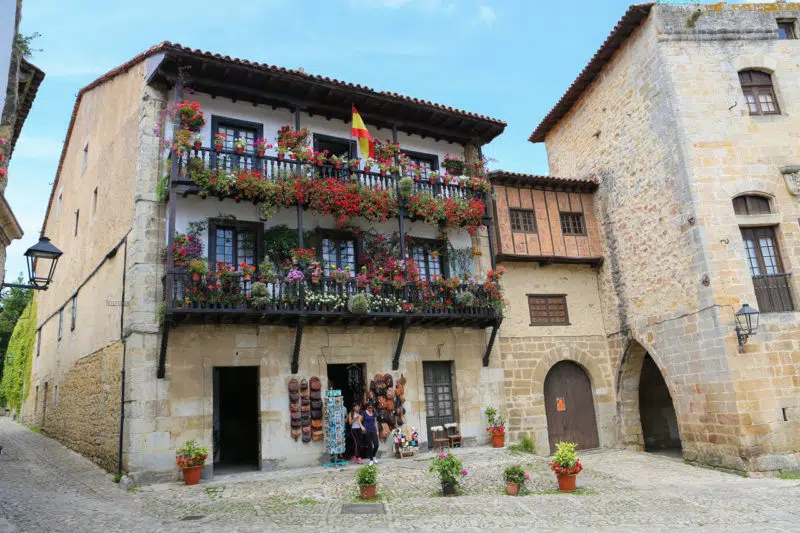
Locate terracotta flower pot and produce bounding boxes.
[214,143,223,153]
[278,152,285,161]
[193,141,202,150]
[182,465,203,486]
[334,162,342,170]
[447,167,460,176]
[236,146,245,155]
[257,149,265,158]
[506,481,520,496]
[491,432,505,448]
[556,473,577,492]
[364,166,371,174]
[359,484,376,500]
[441,480,457,497]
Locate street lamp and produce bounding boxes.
[734,303,760,353]
[2,237,63,291]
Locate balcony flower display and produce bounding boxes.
[239,262,256,281]
[363,158,376,173]
[176,101,206,132]
[285,268,305,284]
[187,260,208,281]
[407,194,486,235]
[216,263,237,286]
[348,158,360,172]
[233,138,248,155]
[254,138,272,157]
[172,231,203,266]
[312,150,329,167]
[442,154,465,176]
[331,266,350,284]
[192,134,203,151]
[329,154,345,169]
[290,248,316,267]
[276,125,310,158]
[213,133,226,152]
[173,128,193,156]
[374,139,400,163]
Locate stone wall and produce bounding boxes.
[23,341,122,471]
[127,324,503,482]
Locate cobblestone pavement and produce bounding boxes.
[1,417,799,532]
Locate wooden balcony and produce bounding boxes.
[166,270,499,329]
[171,147,487,203]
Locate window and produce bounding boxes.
[509,208,537,233]
[560,212,586,235]
[313,134,356,160]
[778,20,796,40]
[403,150,439,179]
[739,70,779,115]
[71,296,77,331]
[741,226,794,312]
[733,195,771,216]
[58,309,63,340]
[320,232,357,275]
[411,240,445,281]
[92,187,98,216]
[208,220,262,271]
[35,386,39,413]
[212,116,263,170]
[56,191,63,218]
[54,385,58,407]
[528,294,570,325]
[81,142,89,175]
[74,209,80,237]
[36,329,41,358]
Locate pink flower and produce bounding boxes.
[438,453,446,460]
[524,473,530,480]
[461,469,468,476]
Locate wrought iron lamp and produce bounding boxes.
[2,237,63,291]
[734,303,760,352]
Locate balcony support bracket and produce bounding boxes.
[392,318,410,371]
[291,318,305,374]
[157,315,172,379]
[482,319,502,367]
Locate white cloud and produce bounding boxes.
[476,5,497,26]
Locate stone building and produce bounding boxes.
[525,2,799,472]
[24,42,508,480]
[0,0,44,282]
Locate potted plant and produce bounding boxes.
[258,260,277,284]
[175,439,209,485]
[347,294,369,314]
[308,261,322,284]
[254,138,272,158]
[504,465,530,496]
[549,441,583,492]
[332,266,350,284]
[378,162,389,177]
[428,170,440,185]
[214,133,226,152]
[276,145,289,161]
[485,406,506,448]
[329,154,345,170]
[192,134,203,151]
[239,262,256,281]
[348,158,360,172]
[313,150,328,167]
[233,138,248,155]
[429,453,468,497]
[443,154,465,176]
[398,176,414,199]
[364,158,376,174]
[187,260,208,282]
[356,463,378,500]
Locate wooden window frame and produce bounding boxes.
[207,219,264,272]
[316,229,358,273]
[739,70,780,116]
[402,149,439,171]
[211,116,264,146]
[410,238,448,280]
[560,212,586,236]
[509,208,537,233]
[312,133,357,160]
[733,195,772,216]
[527,294,570,326]
[777,19,797,40]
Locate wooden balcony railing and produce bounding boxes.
[171,147,485,202]
[752,273,795,313]
[166,270,499,328]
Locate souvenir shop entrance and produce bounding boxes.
[327,363,366,410]
[213,366,260,472]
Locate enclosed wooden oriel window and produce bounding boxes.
[733,195,771,216]
[739,70,779,115]
[509,208,537,233]
[528,294,569,326]
[560,213,586,235]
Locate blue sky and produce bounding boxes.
[6,0,645,279]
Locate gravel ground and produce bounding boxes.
[1,417,799,532]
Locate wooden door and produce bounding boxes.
[544,361,599,453]
[423,362,456,448]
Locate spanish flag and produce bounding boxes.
[351,106,374,159]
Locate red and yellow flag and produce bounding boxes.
[351,106,374,159]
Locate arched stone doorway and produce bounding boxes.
[617,340,682,452]
[544,361,599,453]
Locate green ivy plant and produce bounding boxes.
[0,299,37,412]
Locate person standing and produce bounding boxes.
[348,404,364,464]
[362,404,380,465]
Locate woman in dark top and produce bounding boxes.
[362,404,380,465]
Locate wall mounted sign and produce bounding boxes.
[556,397,566,412]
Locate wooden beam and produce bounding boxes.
[392,319,409,371]
[482,319,501,367]
[157,316,171,379]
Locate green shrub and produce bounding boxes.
[250,282,271,308]
[398,177,414,199]
[504,465,528,485]
[0,300,37,412]
[348,294,369,314]
[355,464,377,487]
[455,291,474,307]
[510,435,536,454]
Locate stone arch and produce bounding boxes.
[615,338,682,452]
[731,55,778,75]
[531,345,608,392]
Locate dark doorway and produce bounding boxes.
[327,363,365,410]
[639,355,681,451]
[213,367,260,472]
[423,361,456,448]
[313,134,356,160]
[544,361,599,453]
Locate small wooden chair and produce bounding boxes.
[431,426,450,452]
[445,422,462,448]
